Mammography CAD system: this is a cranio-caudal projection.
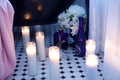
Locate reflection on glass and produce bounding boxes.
[24,12,32,20]
[37,5,42,11]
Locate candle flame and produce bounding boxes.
[26,42,36,56]
[86,39,96,53]
[49,46,60,61]
[86,54,98,67]
[21,26,29,31]
[21,26,30,35]
[36,32,44,41]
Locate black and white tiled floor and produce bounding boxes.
[8,27,104,80]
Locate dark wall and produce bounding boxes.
[10,0,75,26]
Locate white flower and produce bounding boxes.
[68,5,85,17]
[57,4,85,35]
[70,20,79,36]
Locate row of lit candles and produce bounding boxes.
[21,26,98,80]
[21,26,60,79]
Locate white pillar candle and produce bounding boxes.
[21,26,30,49]
[36,32,46,61]
[86,39,96,56]
[86,54,98,80]
[49,46,60,80]
[26,42,37,76]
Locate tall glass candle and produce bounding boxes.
[26,42,37,76]
[49,46,60,80]
[86,39,96,56]
[21,26,30,50]
[36,32,46,61]
[86,54,98,80]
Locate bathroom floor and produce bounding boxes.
[7,27,104,80]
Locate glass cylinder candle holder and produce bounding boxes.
[86,39,96,56]
[21,26,30,50]
[49,46,60,80]
[86,54,98,80]
[26,42,37,76]
[36,32,46,61]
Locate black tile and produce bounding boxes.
[31,78,36,80]
[71,75,75,78]
[60,71,65,74]
[41,72,46,75]
[22,73,27,76]
[61,76,66,79]
[41,77,46,80]
[80,75,85,78]
[70,70,74,73]
[79,70,83,73]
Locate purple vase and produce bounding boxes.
[75,17,86,57]
[53,29,68,50]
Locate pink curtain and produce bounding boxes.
[0,0,16,80]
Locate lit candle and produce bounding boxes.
[21,26,30,50]
[86,54,98,80]
[49,46,60,80]
[26,42,37,76]
[36,32,46,61]
[86,39,96,56]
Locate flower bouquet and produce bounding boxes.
[57,4,86,57]
[58,4,86,36]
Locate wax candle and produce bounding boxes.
[26,42,37,76]
[36,32,46,61]
[86,54,98,80]
[49,46,60,80]
[86,39,96,56]
[21,26,30,50]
